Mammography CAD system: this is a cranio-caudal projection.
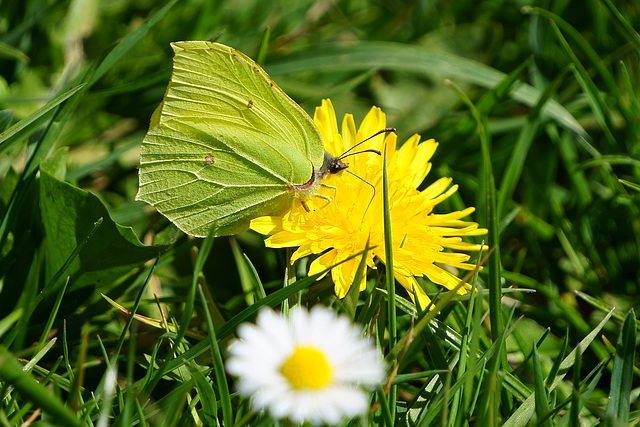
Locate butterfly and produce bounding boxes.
[136,41,348,237]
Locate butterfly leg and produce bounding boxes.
[312,193,333,210]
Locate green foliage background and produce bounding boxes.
[0,0,638,425]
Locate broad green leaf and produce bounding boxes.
[39,170,161,292]
[40,146,69,180]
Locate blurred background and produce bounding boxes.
[1,0,638,407]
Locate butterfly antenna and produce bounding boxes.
[338,127,396,160]
[339,149,382,159]
[338,127,395,215]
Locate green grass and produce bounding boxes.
[1,0,639,425]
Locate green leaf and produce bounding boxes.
[144,232,216,394]
[145,249,372,381]
[447,79,504,363]
[574,290,640,328]
[38,170,161,292]
[40,146,69,180]
[546,19,616,146]
[382,135,398,419]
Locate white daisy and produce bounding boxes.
[226,306,385,425]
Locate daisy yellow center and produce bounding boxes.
[280,346,332,390]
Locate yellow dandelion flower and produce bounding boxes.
[251,99,487,309]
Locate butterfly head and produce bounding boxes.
[321,152,349,177]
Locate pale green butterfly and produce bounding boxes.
[136,41,349,237]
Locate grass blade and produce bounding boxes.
[605,308,636,423]
[89,0,178,87]
[599,0,640,53]
[497,65,571,220]
[197,284,233,426]
[144,231,215,394]
[547,19,616,147]
[382,141,397,419]
[532,342,552,427]
[0,347,82,427]
[446,79,504,360]
[569,344,582,427]
[0,84,84,155]
[503,307,615,427]
[267,42,587,139]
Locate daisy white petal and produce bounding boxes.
[226,306,385,425]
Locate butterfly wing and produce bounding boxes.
[137,41,324,237]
